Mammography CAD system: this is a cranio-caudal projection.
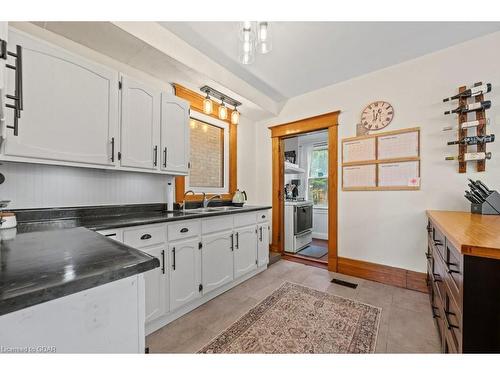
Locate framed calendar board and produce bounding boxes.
[341,127,420,191]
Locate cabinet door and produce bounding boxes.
[257,223,270,267]
[0,23,6,135]
[169,238,201,311]
[120,74,160,170]
[234,225,258,279]
[160,92,189,174]
[202,230,234,294]
[140,244,168,324]
[3,29,118,166]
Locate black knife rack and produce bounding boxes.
[471,191,500,215]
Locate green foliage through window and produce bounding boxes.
[308,147,328,206]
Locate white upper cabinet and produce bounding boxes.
[234,225,258,279]
[2,29,118,166]
[119,75,160,170]
[201,230,234,294]
[160,92,189,175]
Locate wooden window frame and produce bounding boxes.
[173,84,237,203]
[269,111,340,272]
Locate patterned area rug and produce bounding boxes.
[199,282,381,353]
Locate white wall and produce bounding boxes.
[253,31,500,272]
[0,23,257,209]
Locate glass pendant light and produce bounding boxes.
[218,100,228,120]
[203,92,213,114]
[238,21,255,65]
[257,22,272,54]
[231,106,240,125]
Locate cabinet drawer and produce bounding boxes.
[202,216,234,234]
[445,240,463,304]
[256,210,269,223]
[167,220,201,241]
[444,292,462,351]
[432,226,446,261]
[295,230,312,251]
[123,224,166,248]
[234,212,257,228]
[432,253,447,304]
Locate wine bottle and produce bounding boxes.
[443,83,492,102]
[445,152,492,161]
[444,100,491,115]
[447,134,495,146]
[442,118,490,131]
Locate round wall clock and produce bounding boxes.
[361,101,394,131]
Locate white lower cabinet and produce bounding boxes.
[141,244,168,323]
[96,210,269,334]
[202,230,234,294]
[233,224,258,279]
[257,223,270,267]
[169,238,201,311]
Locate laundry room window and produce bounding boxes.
[307,145,328,207]
[186,111,229,194]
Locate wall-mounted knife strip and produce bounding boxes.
[474,81,486,172]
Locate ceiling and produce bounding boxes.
[160,22,500,102]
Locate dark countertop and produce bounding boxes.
[0,227,159,316]
[1,204,271,316]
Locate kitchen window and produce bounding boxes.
[307,145,328,207]
[186,111,229,194]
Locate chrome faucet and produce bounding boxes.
[181,190,196,211]
[203,194,222,208]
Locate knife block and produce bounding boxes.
[471,190,500,215]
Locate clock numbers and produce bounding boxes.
[361,101,394,131]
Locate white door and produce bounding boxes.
[257,223,270,267]
[120,74,160,170]
[3,29,118,166]
[234,225,258,279]
[169,238,201,311]
[201,230,234,294]
[140,244,168,323]
[160,92,189,174]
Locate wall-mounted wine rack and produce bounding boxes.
[445,81,492,173]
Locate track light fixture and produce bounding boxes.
[200,86,242,124]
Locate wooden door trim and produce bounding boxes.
[270,110,340,272]
[173,84,237,203]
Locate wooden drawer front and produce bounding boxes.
[256,210,269,223]
[123,224,166,248]
[430,281,444,344]
[432,226,446,261]
[432,253,447,304]
[202,216,234,234]
[234,212,257,228]
[445,241,463,304]
[444,292,462,352]
[167,220,201,242]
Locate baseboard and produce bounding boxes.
[312,232,328,240]
[338,257,427,294]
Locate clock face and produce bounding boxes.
[361,101,394,131]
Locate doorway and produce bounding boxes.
[269,111,339,272]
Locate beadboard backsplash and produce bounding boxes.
[0,162,169,209]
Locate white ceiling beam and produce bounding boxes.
[111,21,282,116]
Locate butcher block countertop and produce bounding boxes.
[427,210,500,260]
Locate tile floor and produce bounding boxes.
[146,259,441,353]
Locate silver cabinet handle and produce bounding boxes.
[235,232,239,249]
[163,147,167,168]
[172,247,176,270]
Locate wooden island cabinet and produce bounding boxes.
[426,211,500,353]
